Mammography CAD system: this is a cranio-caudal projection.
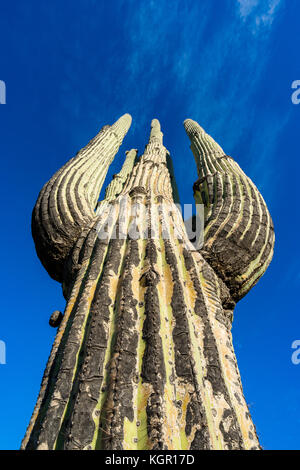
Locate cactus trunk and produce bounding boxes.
[22,116,274,450]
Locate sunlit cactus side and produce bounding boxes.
[101,148,138,203]
[22,114,274,450]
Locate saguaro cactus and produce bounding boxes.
[22,115,274,450]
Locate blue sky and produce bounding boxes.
[0,0,299,450]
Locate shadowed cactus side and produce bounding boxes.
[22,115,274,450]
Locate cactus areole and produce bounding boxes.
[22,115,274,450]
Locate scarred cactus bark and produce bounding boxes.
[22,115,274,450]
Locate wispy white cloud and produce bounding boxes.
[237,0,259,18]
[257,0,282,27]
[107,0,286,204]
[237,0,282,31]
[55,0,285,204]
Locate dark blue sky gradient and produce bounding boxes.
[0,0,299,450]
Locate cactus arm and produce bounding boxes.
[183,119,275,301]
[97,148,138,207]
[31,114,132,282]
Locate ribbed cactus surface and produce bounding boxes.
[22,115,274,450]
